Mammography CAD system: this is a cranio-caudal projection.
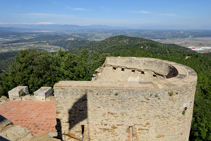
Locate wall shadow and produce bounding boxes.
[0,137,9,141]
[68,94,87,130]
[55,118,62,140]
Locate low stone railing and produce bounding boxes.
[8,86,52,101]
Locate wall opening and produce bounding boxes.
[81,125,85,140]
[113,67,116,70]
[56,118,63,140]
[153,74,157,77]
[132,70,135,73]
[141,71,145,74]
[121,68,124,71]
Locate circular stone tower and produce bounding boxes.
[90,57,197,141]
[54,57,197,141]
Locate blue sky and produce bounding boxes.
[0,0,211,28]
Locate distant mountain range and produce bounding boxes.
[0,24,128,31]
[0,24,211,32]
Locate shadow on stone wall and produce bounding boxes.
[55,118,62,140]
[68,94,87,130]
[0,136,9,141]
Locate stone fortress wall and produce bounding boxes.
[54,57,197,141]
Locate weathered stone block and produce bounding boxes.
[34,87,52,101]
[8,86,29,100]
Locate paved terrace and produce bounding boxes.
[0,100,56,136]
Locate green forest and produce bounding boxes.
[50,38,93,50]
[0,35,211,140]
[0,51,19,73]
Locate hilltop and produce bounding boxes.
[70,35,190,55]
[0,35,211,140]
[50,38,94,50]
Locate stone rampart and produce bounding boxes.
[93,57,178,82]
[54,57,197,141]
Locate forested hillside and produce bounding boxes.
[0,35,211,140]
[50,39,93,50]
[70,35,191,54]
[0,51,19,73]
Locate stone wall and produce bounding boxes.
[87,85,196,141]
[54,87,88,140]
[54,57,197,141]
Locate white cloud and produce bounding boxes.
[139,10,150,14]
[131,10,150,14]
[100,6,110,12]
[52,1,59,4]
[36,22,54,25]
[13,13,75,18]
[158,13,178,16]
[72,8,85,11]
[66,6,90,11]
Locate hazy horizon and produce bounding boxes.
[0,0,211,29]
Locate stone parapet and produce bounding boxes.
[34,87,52,101]
[8,86,29,100]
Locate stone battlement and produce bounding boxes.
[8,86,53,101]
[34,87,52,101]
[92,57,181,82]
[8,86,29,100]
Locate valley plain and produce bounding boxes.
[1,29,211,53]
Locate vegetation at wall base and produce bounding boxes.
[0,35,211,140]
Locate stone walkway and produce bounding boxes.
[0,100,56,136]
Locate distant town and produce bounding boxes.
[188,46,211,53]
